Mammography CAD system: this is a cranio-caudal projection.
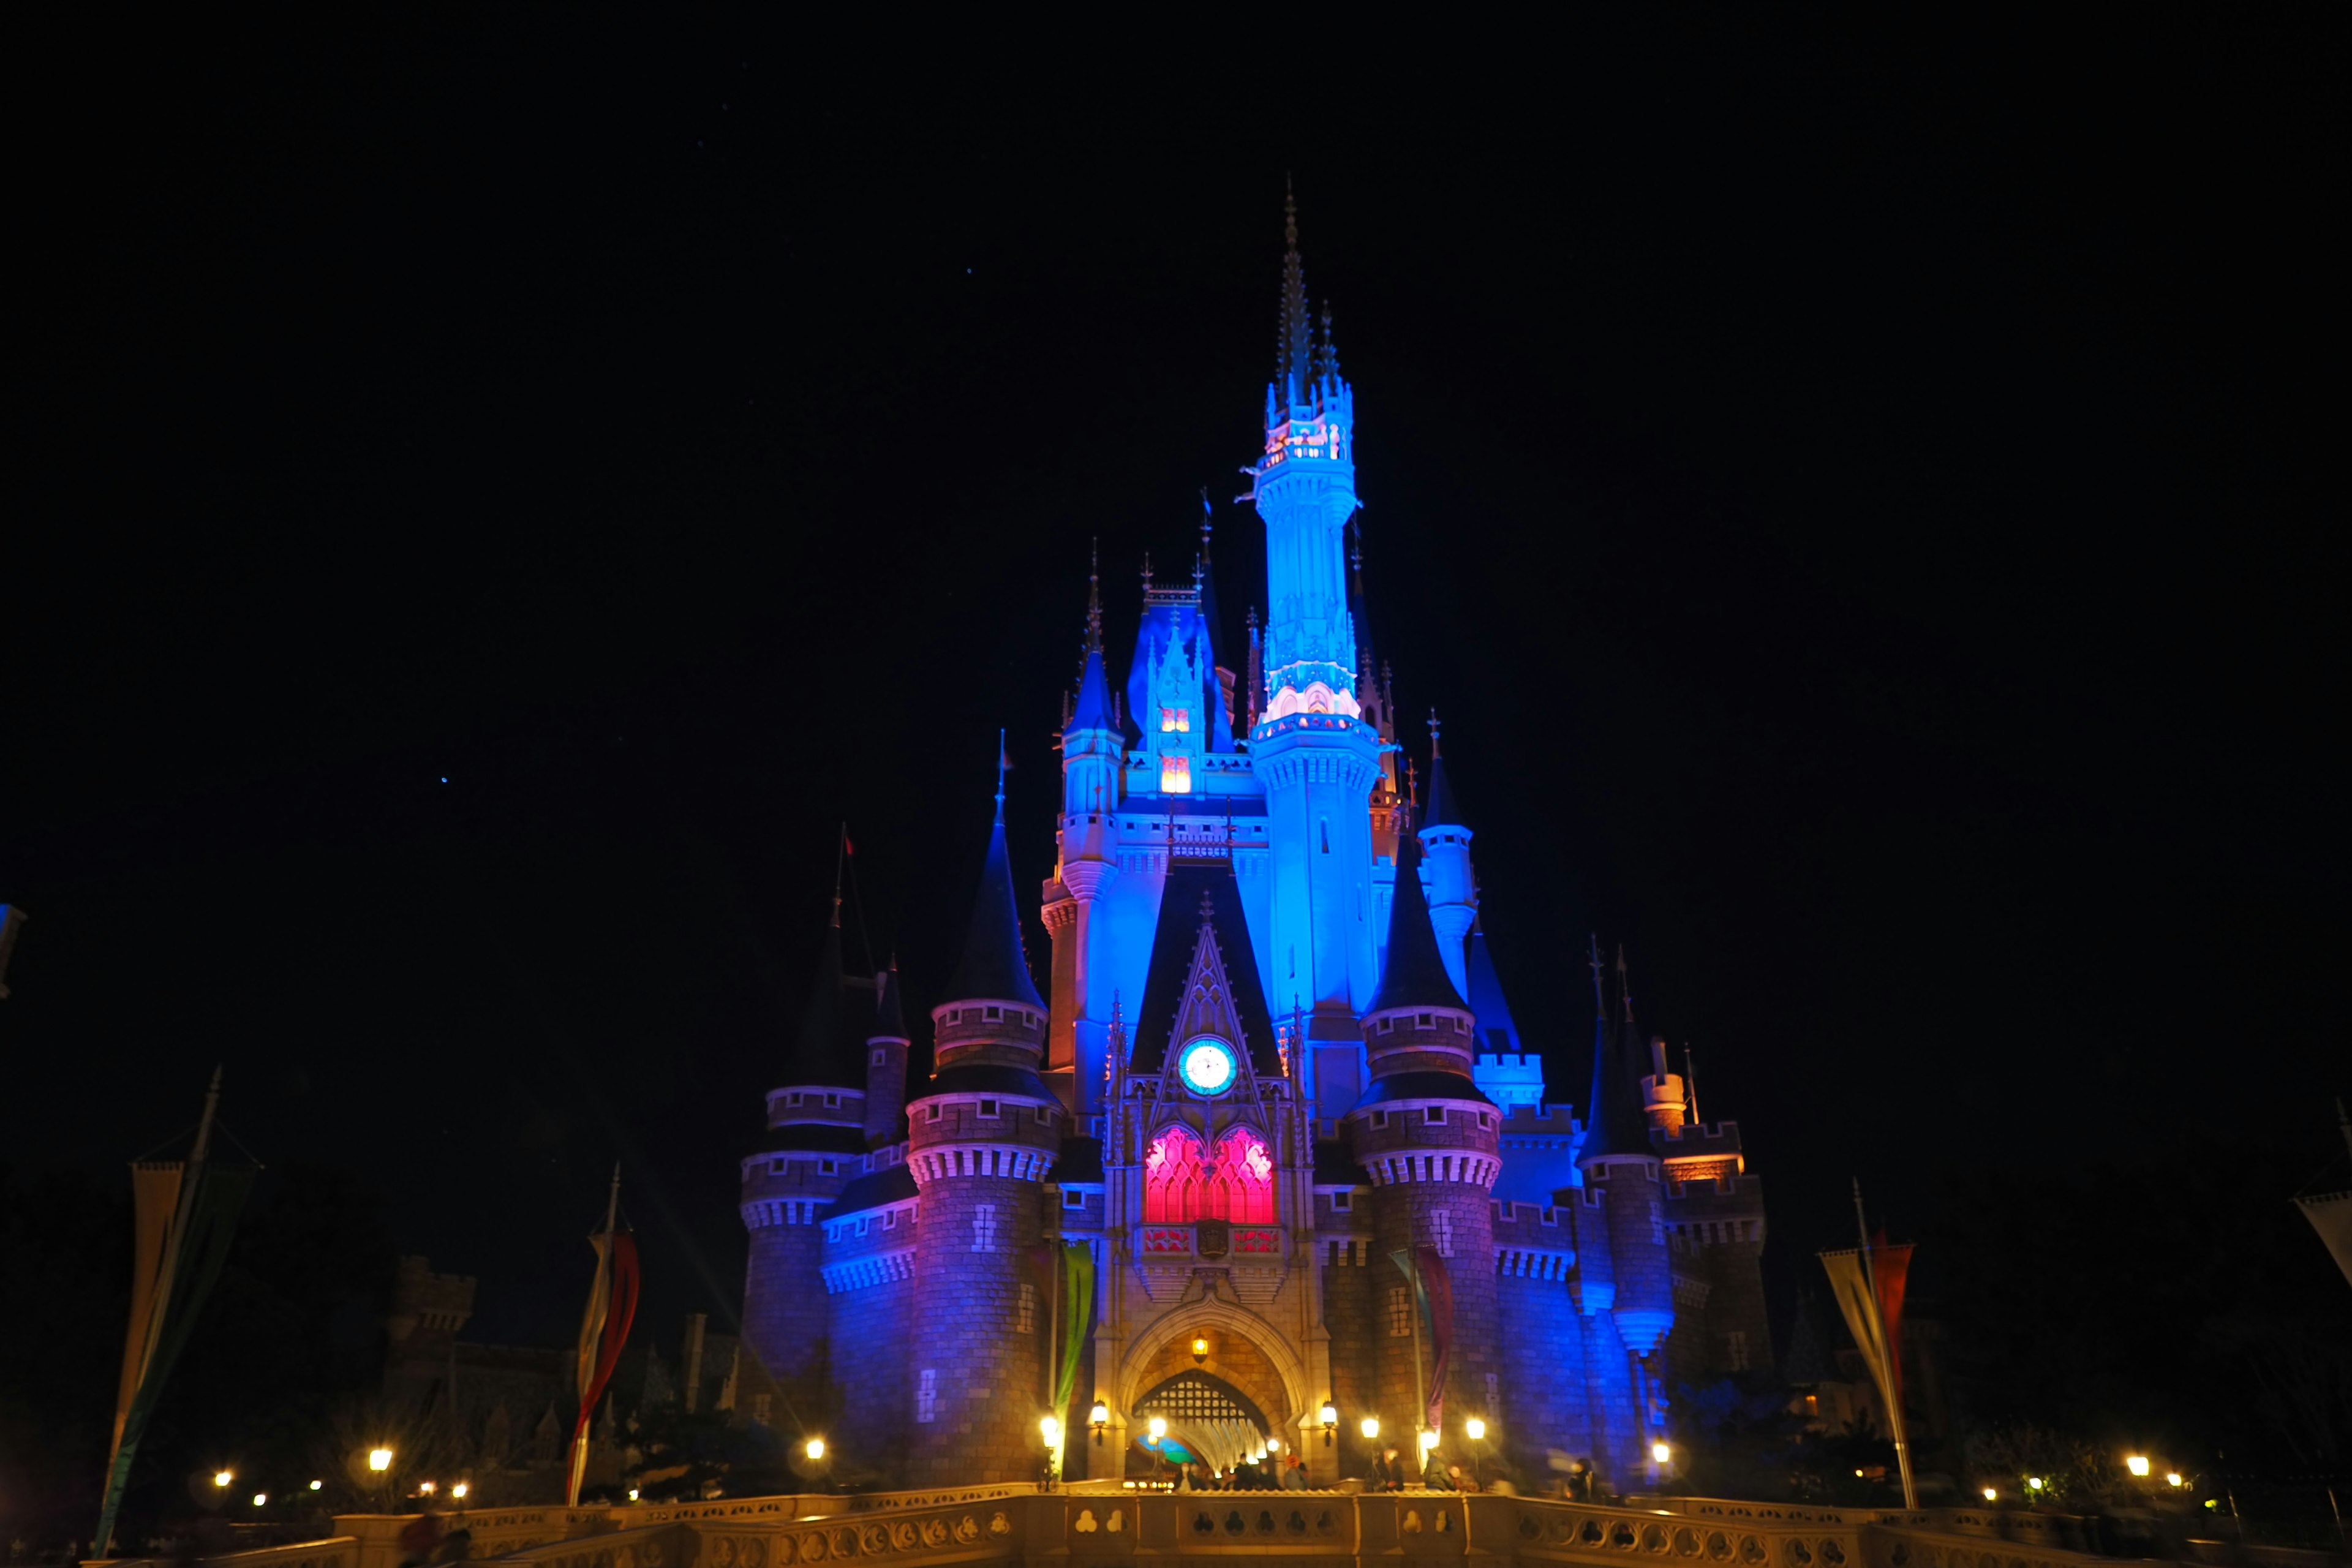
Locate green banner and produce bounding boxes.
[1054,1241,1095,1417]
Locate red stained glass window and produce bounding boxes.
[1144,1128,1275,1223]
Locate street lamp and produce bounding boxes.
[2026,1477,2044,1494]
[1466,1419,1487,1441]
[368,1449,393,1474]
[308,1481,323,1493]
[1320,1401,1338,1448]
[2127,1455,2151,1477]
[804,1438,826,1462]
[213,1471,233,1490]
[1652,1441,1672,1466]
[450,1483,469,1501]
[1146,1416,1167,1484]
[2166,1474,2184,1488]
[251,1494,267,1509]
[419,1481,437,1498]
[1983,1488,1999,1502]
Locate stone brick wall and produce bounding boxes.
[905,1172,1047,1487]
[1368,1176,1500,1469]
[1317,1238,1381,1478]
[831,1272,914,1476]
[1496,1271,1593,1474]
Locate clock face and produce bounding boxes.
[1177,1036,1238,1096]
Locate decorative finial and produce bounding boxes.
[1284,173,1298,249]
[1247,605,1259,629]
[1406,757,1419,810]
[1588,934,1605,1019]
[832,821,847,928]
[1199,487,1213,557]
[1193,552,1205,590]
[1141,551,1154,595]
[1086,537,1102,652]
[993,729,1008,824]
[1616,944,1635,1023]
[1428,707,1442,758]
[1199,888,1216,924]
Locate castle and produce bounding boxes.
[736,205,1771,1490]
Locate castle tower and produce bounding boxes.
[1245,193,1385,1101]
[864,961,911,1148]
[1640,1033,1687,1134]
[904,773,1065,1485]
[1416,717,1476,1001]
[1343,829,1503,1459]
[1045,553,1125,1113]
[1576,947,1676,1479]
[739,915,867,1393]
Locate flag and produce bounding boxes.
[566,1224,639,1504]
[1869,1233,1914,1411]
[95,1149,253,1554]
[1390,1247,1455,1434]
[1820,1247,1902,1433]
[2299,1188,2352,1291]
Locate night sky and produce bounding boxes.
[6,12,2341,1362]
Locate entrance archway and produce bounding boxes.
[1132,1370,1270,1476]
[1114,1301,1310,1451]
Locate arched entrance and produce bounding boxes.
[1131,1369,1271,1477]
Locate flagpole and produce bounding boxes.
[1408,1267,1428,1472]
[567,1165,621,1507]
[1853,1178,1917,1509]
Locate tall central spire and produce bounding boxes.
[1277,177,1314,402]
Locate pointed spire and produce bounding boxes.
[1086,537,1102,654]
[788,921,857,1087]
[1276,178,1313,403]
[1423,710,1463,829]
[1579,936,1653,1165]
[1366,829,1469,1015]
[1315,300,1341,385]
[872,956,907,1041]
[943,753,1047,1010]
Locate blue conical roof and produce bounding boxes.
[943,802,1047,1010]
[1367,832,1468,1016]
[1069,646,1117,734]
[1423,750,1464,829]
[1578,976,1652,1164]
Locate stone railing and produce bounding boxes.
[92,1487,2333,1568]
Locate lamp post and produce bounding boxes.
[1465,1418,1488,1488]
[1145,1416,1169,1485]
[2127,1455,2151,1479]
[1041,1417,1063,1491]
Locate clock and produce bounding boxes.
[1177,1036,1238,1096]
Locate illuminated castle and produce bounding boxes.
[736,202,1772,1488]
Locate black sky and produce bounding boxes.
[5,12,2342,1352]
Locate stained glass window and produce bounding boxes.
[1144,1128,1276,1223]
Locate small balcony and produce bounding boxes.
[1136,1219,1285,1261]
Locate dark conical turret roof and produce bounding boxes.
[943,796,1047,1010]
[871,960,908,1041]
[1069,645,1117,734]
[1367,831,1469,1015]
[1423,750,1463,829]
[787,922,863,1088]
[1578,954,1653,1165]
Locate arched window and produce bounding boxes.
[1144,1127,1275,1223]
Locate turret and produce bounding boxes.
[863,960,911,1148]
[1416,714,1476,1000]
[1576,948,1673,1355]
[903,767,1064,1486]
[1047,551,1125,1104]
[1345,829,1502,1450]
[1246,189,1385,1067]
[739,914,866,1392]
[1640,1034,1686,1133]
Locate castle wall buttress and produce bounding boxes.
[906,1170,1047,1486]
[1317,1235,1382,1475]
